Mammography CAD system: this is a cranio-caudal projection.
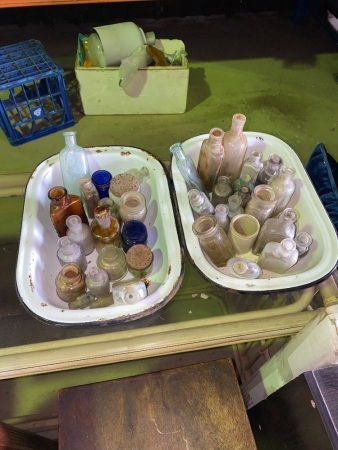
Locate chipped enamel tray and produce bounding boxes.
[171,132,338,293]
[16,146,183,326]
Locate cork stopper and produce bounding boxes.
[109,173,139,198]
[126,244,153,270]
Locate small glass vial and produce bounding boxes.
[121,220,148,252]
[86,266,110,297]
[91,206,121,252]
[112,279,148,305]
[257,238,299,274]
[232,174,254,193]
[57,236,87,272]
[188,189,215,216]
[98,197,121,224]
[79,177,100,219]
[294,231,313,257]
[268,165,296,216]
[97,245,128,281]
[214,204,230,232]
[126,244,154,278]
[48,186,89,237]
[226,257,262,279]
[256,153,283,185]
[125,166,150,183]
[55,263,86,303]
[66,215,95,256]
[119,191,147,223]
[227,194,244,220]
[245,185,277,224]
[197,127,225,192]
[211,176,233,206]
[192,215,234,267]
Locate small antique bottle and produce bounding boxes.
[79,177,100,219]
[85,266,110,297]
[268,165,296,216]
[112,279,148,305]
[257,238,299,274]
[232,174,254,193]
[69,292,96,310]
[188,189,215,216]
[90,206,121,252]
[256,153,283,185]
[89,294,114,308]
[226,257,262,279]
[98,197,121,224]
[109,173,140,205]
[121,220,148,252]
[125,166,150,183]
[245,185,277,224]
[91,170,112,199]
[126,244,154,278]
[214,204,230,232]
[196,127,225,192]
[218,113,248,182]
[192,215,234,267]
[59,131,91,197]
[169,143,208,196]
[227,194,244,220]
[238,150,263,185]
[294,231,313,257]
[48,186,89,238]
[55,263,86,303]
[252,207,298,255]
[57,236,88,272]
[211,176,233,206]
[119,191,147,223]
[66,215,95,256]
[237,186,251,207]
[97,245,128,281]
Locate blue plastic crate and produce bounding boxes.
[0,39,75,146]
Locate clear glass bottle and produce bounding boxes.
[169,143,208,196]
[192,215,234,267]
[98,197,121,224]
[196,127,225,192]
[294,231,313,257]
[214,204,230,232]
[66,215,95,256]
[227,194,244,220]
[85,266,110,297]
[97,245,128,281]
[119,191,147,223]
[226,257,262,279]
[125,166,150,183]
[257,238,299,274]
[112,279,148,305]
[256,153,283,185]
[79,177,100,219]
[252,208,298,255]
[218,113,248,182]
[232,174,254,193]
[239,150,263,185]
[48,186,89,238]
[69,292,96,310]
[268,165,296,216]
[121,220,148,253]
[90,206,121,252]
[245,185,277,224]
[211,176,233,206]
[59,131,90,197]
[188,189,215,216]
[55,263,86,304]
[126,244,154,278]
[57,236,88,272]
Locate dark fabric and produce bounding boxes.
[306,143,338,231]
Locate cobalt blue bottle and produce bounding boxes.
[121,220,148,252]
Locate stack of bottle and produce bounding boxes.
[170,113,313,279]
[49,131,154,309]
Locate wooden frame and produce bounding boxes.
[0,0,155,7]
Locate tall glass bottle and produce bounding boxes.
[90,206,121,252]
[197,127,224,192]
[211,176,232,206]
[59,131,91,197]
[169,143,208,196]
[48,186,89,238]
[55,263,86,304]
[268,165,296,216]
[79,177,100,219]
[218,113,248,182]
[257,238,299,274]
[57,236,87,272]
[252,208,298,255]
[238,150,263,185]
[66,214,95,256]
[256,153,283,185]
[188,189,215,216]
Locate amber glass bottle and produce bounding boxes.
[90,206,121,252]
[48,186,89,238]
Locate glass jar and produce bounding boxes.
[197,127,225,192]
[55,263,86,304]
[121,220,148,252]
[91,206,121,252]
[119,191,147,223]
[66,214,95,256]
[57,236,87,272]
[245,185,277,224]
[109,173,139,205]
[79,177,100,219]
[97,245,128,281]
[126,244,154,278]
[85,266,110,297]
[211,176,233,206]
[192,215,234,267]
[188,189,215,216]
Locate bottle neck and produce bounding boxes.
[230,114,246,136]
[63,132,77,147]
[49,186,69,207]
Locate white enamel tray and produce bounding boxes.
[16,146,184,326]
[171,132,338,293]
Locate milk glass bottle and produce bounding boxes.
[294,231,313,257]
[238,150,263,185]
[227,194,244,220]
[57,237,87,272]
[66,215,95,256]
[79,177,100,219]
[218,113,248,182]
[55,263,86,304]
[188,189,215,216]
[197,127,224,192]
[245,185,277,224]
[192,215,234,267]
[59,131,91,197]
[85,266,110,297]
[214,204,230,232]
[211,176,232,206]
[268,165,296,216]
[97,245,128,281]
[252,208,298,255]
[256,153,283,185]
[257,238,299,274]
[91,206,121,252]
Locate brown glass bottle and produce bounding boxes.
[90,206,121,252]
[48,186,89,237]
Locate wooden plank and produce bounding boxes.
[0,0,155,7]
[0,421,57,450]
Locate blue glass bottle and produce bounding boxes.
[121,220,148,252]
